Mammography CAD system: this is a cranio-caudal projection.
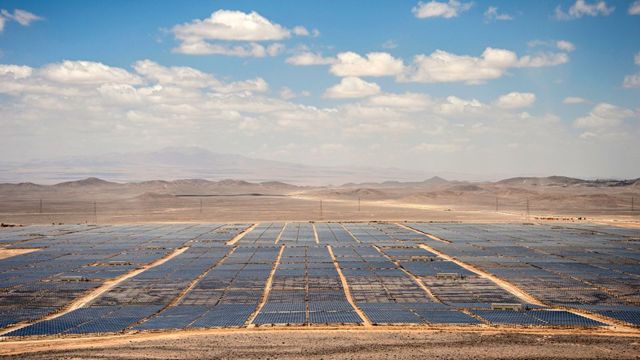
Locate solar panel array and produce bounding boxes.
[1,222,637,337]
[254,245,361,325]
[407,223,640,326]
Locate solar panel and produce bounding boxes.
[529,311,605,327]
[473,310,545,325]
[253,311,306,325]
[597,310,640,326]
[309,311,362,324]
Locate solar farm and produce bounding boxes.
[0,222,639,339]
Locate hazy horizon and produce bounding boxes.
[1,1,639,179]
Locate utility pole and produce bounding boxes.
[93,201,97,224]
[526,199,530,219]
[358,196,361,212]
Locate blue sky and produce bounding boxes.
[0,0,639,179]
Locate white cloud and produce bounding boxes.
[484,6,513,22]
[556,40,576,52]
[40,60,142,85]
[0,9,42,30]
[528,39,575,52]
[285,52,335,65]
[0,64,33,79]
[563,96,587,104]
[623,73,640,88]
[622,52,640,88]
[171,10,308,57]
[438,95,489,116]
[495,92,536,109]
[367,92,431,109]
[174,41,284,57]
[630,0,640,15]
[330,52,405,77]
[382,40,398,49]
[400,48,514,84]
[133,60,217,88]
[291,26,309,36]
[412,0,472,19]
[173,10,292,42]
[574,103,634,128]
[324,77,381,98]
[401,47,568,84]
[280,87,295,100]
[555,0,614,20]
[517,52,569,67]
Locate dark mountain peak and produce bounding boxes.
[54,177,118,187]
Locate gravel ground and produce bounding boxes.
[4,330,640,359]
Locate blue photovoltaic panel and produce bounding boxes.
[529,311,605,327]
[473,310,546,325]
[190,304,254,328]
[597,310,640,326]
[253,311,306,325]
[416,310,481,324]
[309,311,362,324]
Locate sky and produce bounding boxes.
[0,0,639,179]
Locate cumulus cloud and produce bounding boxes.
[574,103,634,128]
[0,64,33,79]
[41,60,143,85]
[556,40,576,52]
[0,8,42,32]
[330,52,405,77]
[412,0,472,19]
[174,41,284,57]
[367,92,432,109]
[285,52,335,65]
[563,96,587,104]
[517,52,569,67]
[554,0,614,20]
[630,0,640,15]
[324,77,381,98]
[484,6,513,22]
[495,92,536,109]
[173,10,291,42]
[400,47,568,84]
[171,10,308,57]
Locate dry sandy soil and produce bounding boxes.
[0,176,638,226]
[2,329,639,359]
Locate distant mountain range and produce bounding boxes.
[0,146,430,186]
[1,147,638,187]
